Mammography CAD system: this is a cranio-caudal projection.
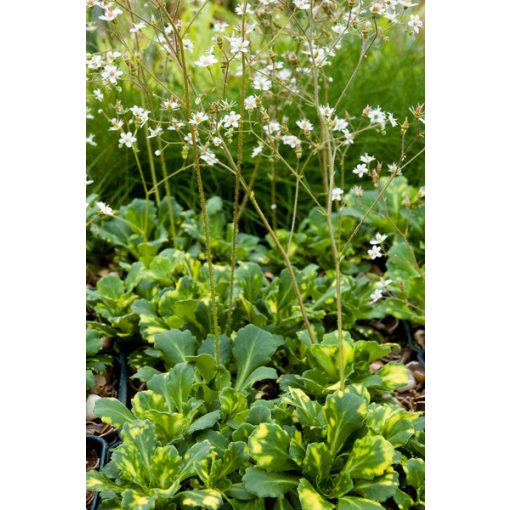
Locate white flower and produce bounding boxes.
[370,232,388,244]
[161,99,180,111]
[86,134,97,146]
[418,186,425,198]
[130,22,146,33]
[195,53,218,67]
[253,74,271,91]
[212,137,222,147]
[96,201,113,215]
[252,144,263,157]
[119,132,136,148]
[182,38,194,51]
[244,95,258,111]
[200,149,218,166]
[270,203,277,210]
[228,36,250,55]
[367,106,387,128]
[353,163,369,178]
[360,153,376,164]
[87,55,103,70]
[331,187,344,202]
[388,113,398,127]
[385,10,399,23]
[375,278,393,290]
[86,176,94,186]
[367,245,382,259]
[293,0,311,9]
[222,111,241,129]
[351,185,363,197]
[369,288,384,304]
[93,88,104,101]
[168,119,184,131]
[408,15,423,34]
[235,2,253,15]
[130,105,150,126]
[388,162,401,175]
[213,21,229,33]
[101,64,122,84]
[98,6,123,22]
[370,2,384,15]
[282,135,301,148]
[263,121,281,136]
[147,126,163,138]
[296,119,313,133]
[189,112,209,125]
[109,118,124,131]
[319,104,335,119]
[341,130,354,145]
[330,116,348,132]
[332,23,346,34]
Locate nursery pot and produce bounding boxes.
[86,435,108,510]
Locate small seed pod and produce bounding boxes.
[362,21,372,36]
[216,35,223,48]
[401,116,410,134]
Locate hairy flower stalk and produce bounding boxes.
[309,0,345,390]
[226,0,248,336]
[159,4,222,376]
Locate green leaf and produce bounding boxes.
[86,471,122,493]
[353,470,398,502]
[324,391,367,456]
[180,489,223,509]
[166,363,195,412]
[232,325,283,391]
[404,458,425,491]
[303,443,333,479]
[282,387,326,428]
[154,329,197,367]
[236,262,267,301]
[336,497,384,510]
[220,387,248,421]
[393,489,413,510]
[121,490,157,510]
[297,479,334,510]
[149,444,182,490]
[248,423,295,472]
[376,363,409,391]
[94,397,134,428]
[210,442,248,482]
[97,274,124,301]
[344,436,394,480]
[243,467,298,498]
[86,329,103,356]
[187,410,221,434]
[179,441,212,481]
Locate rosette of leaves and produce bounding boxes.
[280,330,410,399]
[87,273,140,337]
[241,386,424,509]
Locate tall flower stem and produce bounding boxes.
[226,0,248,336]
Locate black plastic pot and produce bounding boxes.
[116,345,129,407]
[86,435,109,510]
[403,320,425,367]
